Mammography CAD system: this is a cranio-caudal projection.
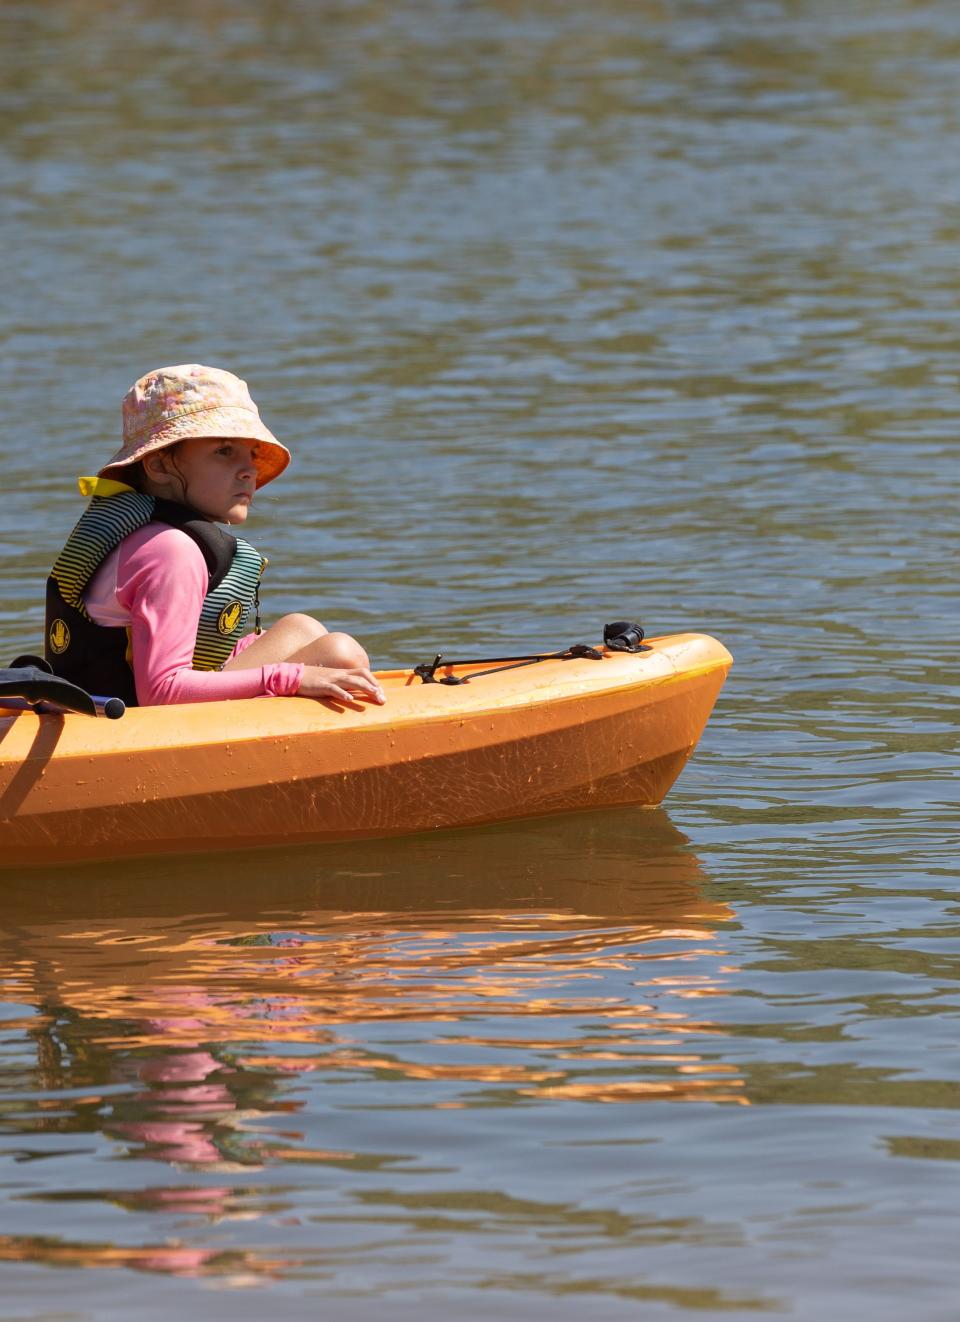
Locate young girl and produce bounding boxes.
[45,363,386,708]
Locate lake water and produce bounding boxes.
[1,1,958,1317]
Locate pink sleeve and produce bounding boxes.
[115,526,303,706]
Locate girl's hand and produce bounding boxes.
[297,664,386,705]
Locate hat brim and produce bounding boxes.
[98,405,290,489]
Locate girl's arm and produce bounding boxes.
[114,525,304,705]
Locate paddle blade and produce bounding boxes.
[0,667,98,717]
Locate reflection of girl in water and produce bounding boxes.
[28,988,289,1178]
[107,997,294,1174]
[110,1043,240,1169]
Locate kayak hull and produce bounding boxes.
[0,633,731,867]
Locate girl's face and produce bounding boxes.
[150,438,260,523]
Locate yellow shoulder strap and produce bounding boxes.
[77,476,136,498]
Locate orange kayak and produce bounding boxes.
[0,632,731,868]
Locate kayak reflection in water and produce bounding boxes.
[44,363,385,709]
[4,813,745,1170]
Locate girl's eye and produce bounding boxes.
[216,444,233,457]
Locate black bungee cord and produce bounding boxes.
[413,621,649,685]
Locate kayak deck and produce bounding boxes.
[0,632,731,867]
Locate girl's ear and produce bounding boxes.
[139,443,185,499]
[141,451,164,479]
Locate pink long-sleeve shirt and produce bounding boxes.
[84,523,303,706]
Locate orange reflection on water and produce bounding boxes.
[0,813,745,1226]
[520,1078,748,1104]
[0,1233,295,1281]
[235,1049,560,1085]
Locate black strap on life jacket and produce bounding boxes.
[413,620,649,685]
[151,498,237,588]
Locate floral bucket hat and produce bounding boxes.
[97,364,291,489]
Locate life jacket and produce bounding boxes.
[45,482,266,706]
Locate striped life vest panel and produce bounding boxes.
[45,489,265,705]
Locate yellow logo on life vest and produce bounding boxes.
[49,618,71,654]
[217,601,244,635]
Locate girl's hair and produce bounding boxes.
[121,460,147,492]
[126,443,188,502]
